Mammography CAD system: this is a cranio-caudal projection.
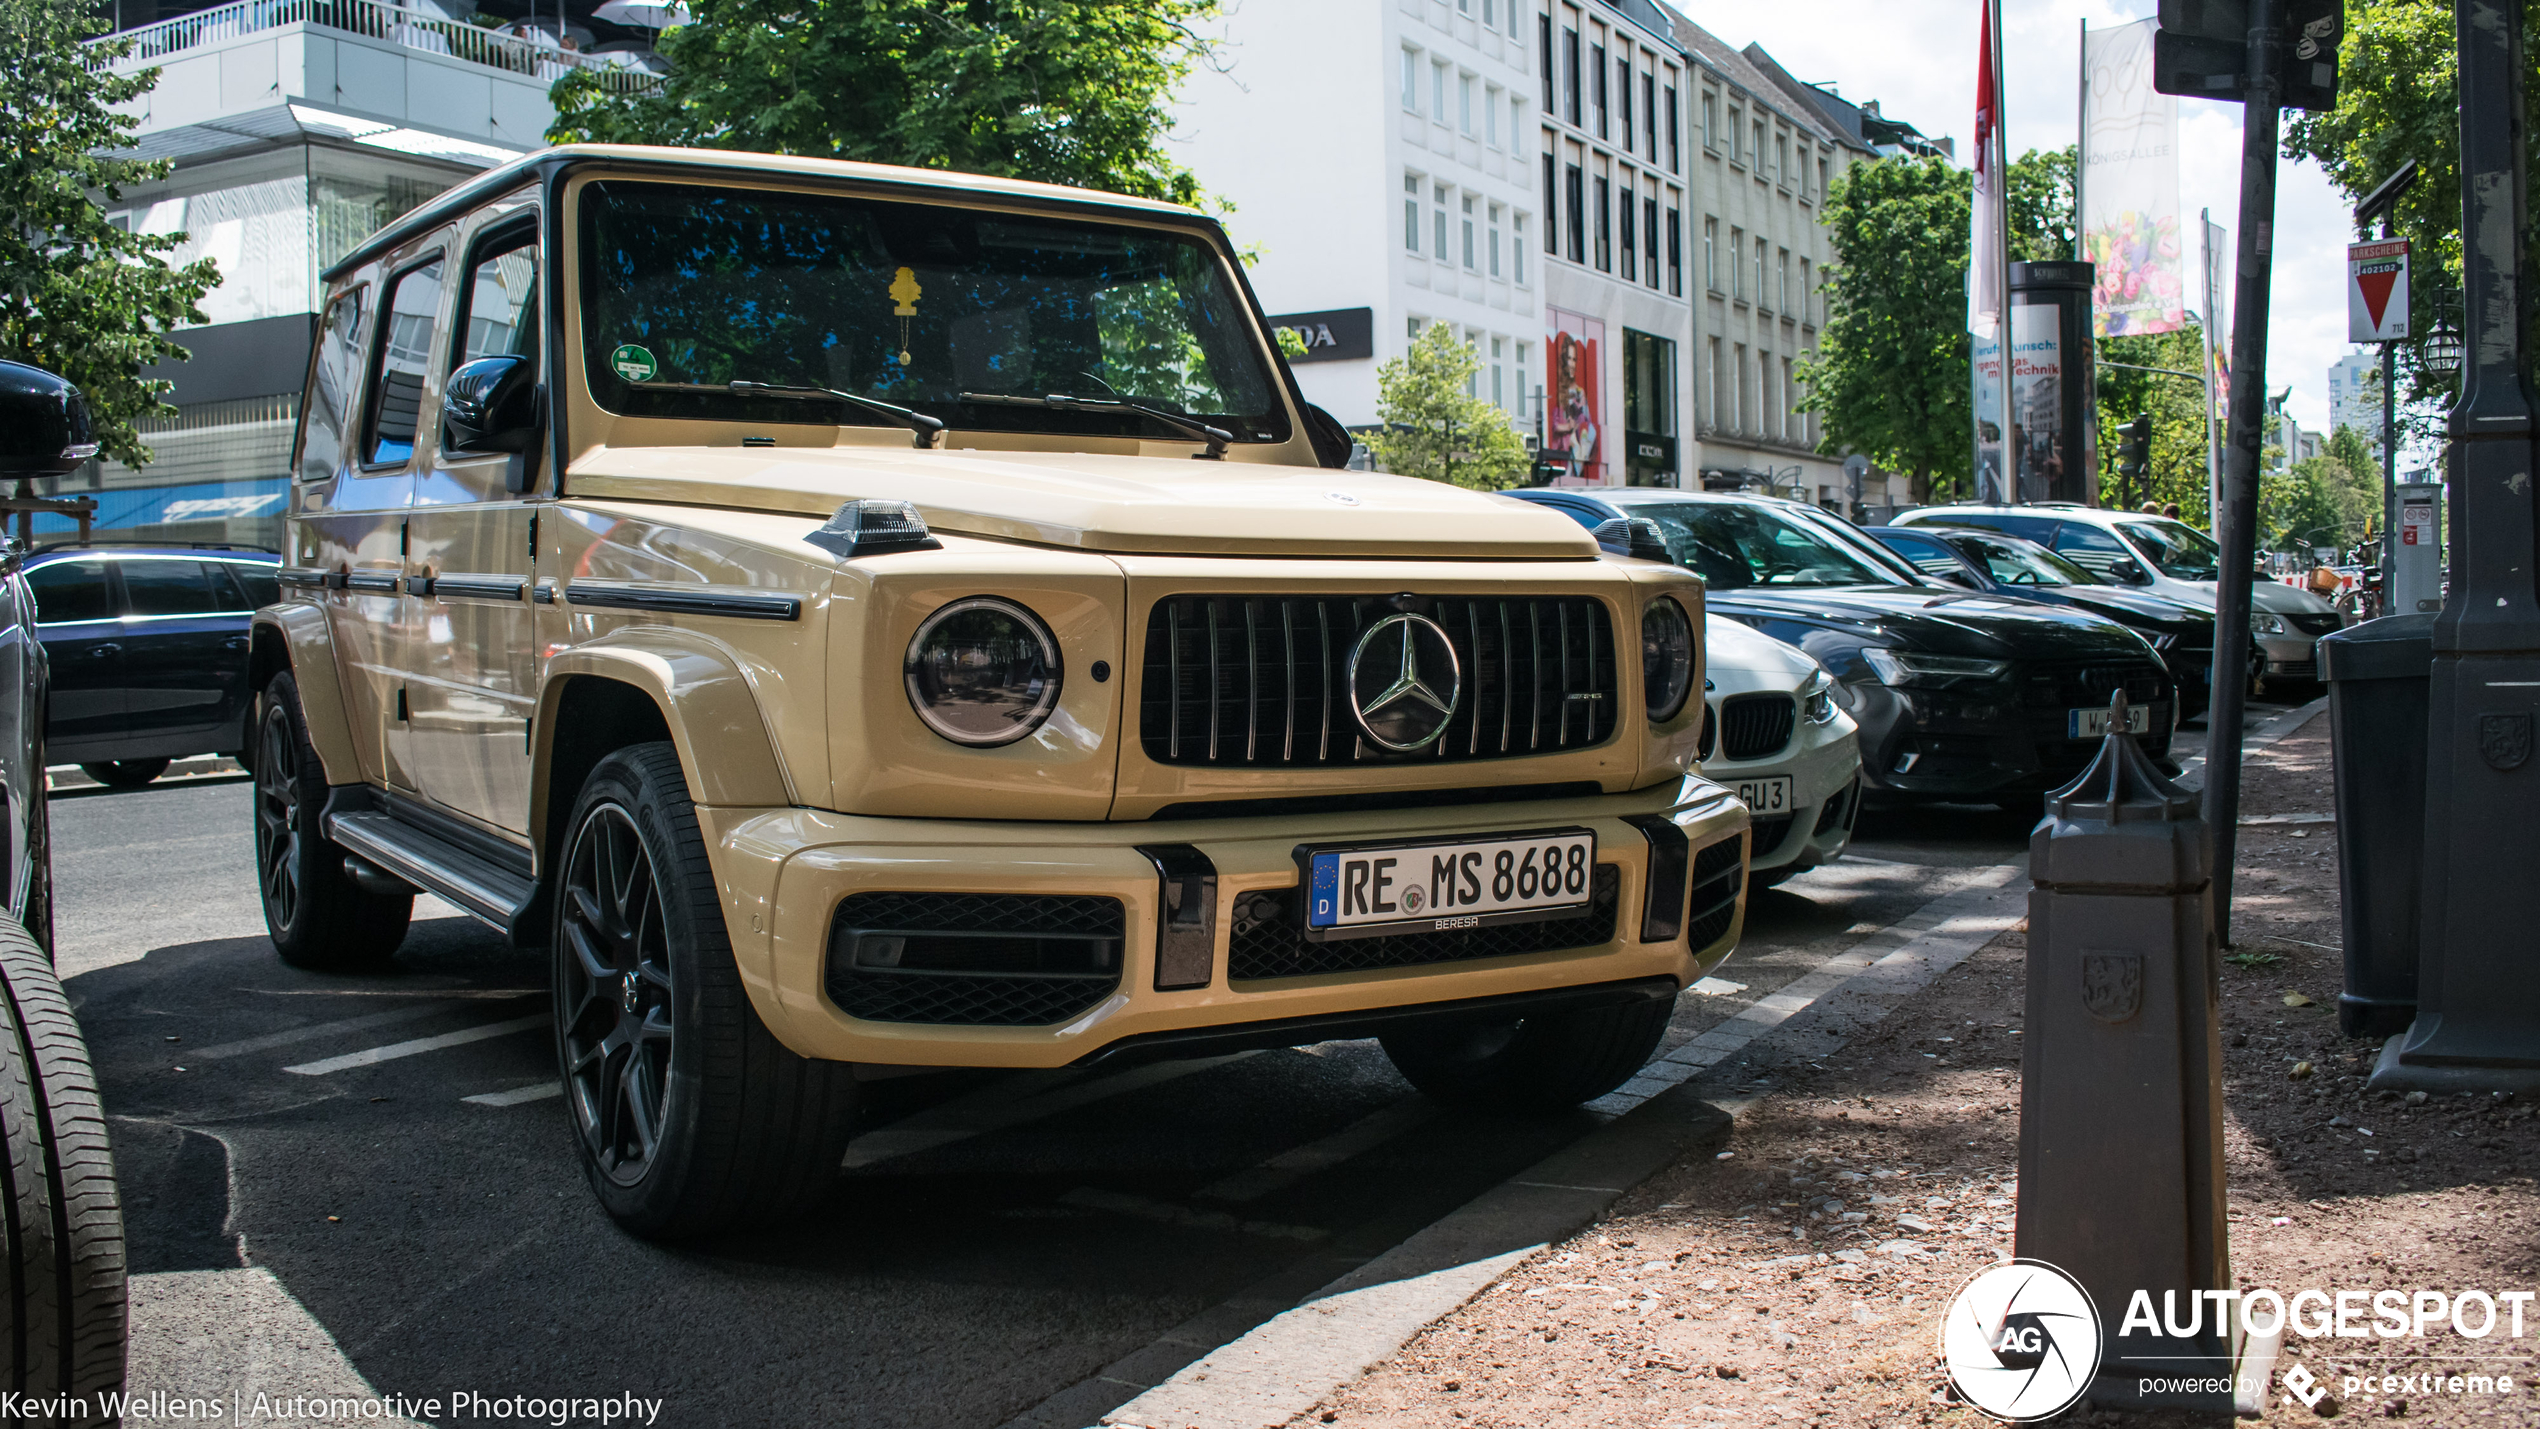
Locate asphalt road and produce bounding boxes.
[50,697,2294,1427]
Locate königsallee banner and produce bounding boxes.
[2082,18,2187,336]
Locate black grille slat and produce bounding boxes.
[1140,595,1618,768]
[1684,836,1745,949]
[1718,694,1797,761]
[1228,865,1622,979]
[826,893,1125,1027]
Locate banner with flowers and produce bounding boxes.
[2081,19,2186,336]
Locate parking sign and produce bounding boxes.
[2349,239,2411,341]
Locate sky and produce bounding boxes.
[1719,0,2361,434]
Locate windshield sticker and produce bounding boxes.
[610,344,658,383]
[889,267,923,367]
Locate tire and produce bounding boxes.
[1379,991,1678,1113]
[253,673,410,970]
[76,761,165,790]
[554,742,859,1240]
[19,777,50,959]
[0,916,125,1423]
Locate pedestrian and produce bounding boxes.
[2162,502,2182,519]
[2140,502,2160,514]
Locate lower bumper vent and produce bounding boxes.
[1227,865,1621,980]
[1684,837,1745,950]
[826,892,1125,1026]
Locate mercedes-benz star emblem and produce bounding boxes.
[1347,614,1462,752]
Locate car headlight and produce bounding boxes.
[1642,596,1695,722]
[1860,647,2011,688]
[2251,611,2287,635]
[1801,669,1838,724]
[904,596,1063,746]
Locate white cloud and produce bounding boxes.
[1717,0,2355,430]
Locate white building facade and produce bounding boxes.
[1177,0,1695,487]
[2328,350,2382,457]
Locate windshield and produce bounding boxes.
[1632,502,1894,589]
[578,180,1287,443]
[1951,533,2095,587]
[2118,519,2222,580]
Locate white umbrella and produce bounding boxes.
[592,0,689,29]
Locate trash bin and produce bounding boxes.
[2319,613,2436,1039]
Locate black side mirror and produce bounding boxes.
[1300,402,1353,470]
[2112,559,2150,584]
[1591,516,1671,562]
[444,355,542,456]
[0,360,98,477]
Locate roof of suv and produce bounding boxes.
[25,543,277,566]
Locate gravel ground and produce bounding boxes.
[1306,716,2540,1427]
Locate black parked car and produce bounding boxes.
[1864,524,2222,719]
[25,542,278,788]
[1510,488,2176,803]
[0,358,128,1420]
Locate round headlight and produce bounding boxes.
[1642,596,1695,723]
[904,596,1063,747]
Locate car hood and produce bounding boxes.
[564,445,1597,559]
[1705,585,2157,659]
[1703,614,1821,685]
[2046,584,2216,631]
[2173,578,2336,614]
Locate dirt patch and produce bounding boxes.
[1308,718,2540,1427]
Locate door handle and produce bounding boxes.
[88,643,120,657]
[221,637,251,652]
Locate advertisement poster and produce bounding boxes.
[1972,326,2005,503]
[2011,302,2065,502]
[2081,18,2186,336]
[1546,309,1605,483]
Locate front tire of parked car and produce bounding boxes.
[554,742,859,1241]
[77,759,167,790]
[1378,992,1677,1112]
[253,673,411,970]
[0,914,127,1420]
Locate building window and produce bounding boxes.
[1618,179,1636,282]
[1542,154,1558,248]
[1460,73,1476,135]
[1591,42,1608,138]
[1565,164,1585,262]
[1486,83,1502,147]
[1563,27,1581,125]
[1435,183,1452,263]
[1727,106,1741,163]
[1704,218,1719,291]
[1646,73,1660,159]
[1516,342,1533,416]
[1511,97,1524,151]
[1491,336,1507,410]
[1759,347,1773,437]
[1702,91,1718,151]
[1508,0,1521,37]
[1464,328,1480,397]
[1404,173,1422,253]
[1778,248,1791,314]
[1819,156,1831,195]
[1707,336,1724,428]
[1434,62,1451,125]
[1733,343,1748,433]
[1462,194,1477,270]
[1781,356,1796,441]
[1409,315,1424,341]
[1667,207,1682,296]
[1617,56,1634,153]
[1795,141,1811,196]
[1514,214,1529,284]
[1402,49,1419,111]
[1729,226,1743,298]
[1799,257,1812,323]
[1593,173,1611,271]
[1755,238,1769,309]
[1752,119,1766,176]
[1540,14,1555,113]
[1624,328,1675,439]
[1488,202,1504,277]
[1644,196,1660,289]
[1482,0,1492,21]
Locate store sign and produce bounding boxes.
[1265,307,1374,364]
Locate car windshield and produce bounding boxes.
[1631,502,1894,589]
[1952,534,2096,587]
[578,180,1287,443]
[2117,519,2223,580]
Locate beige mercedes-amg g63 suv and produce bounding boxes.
[250,145,1748,1238]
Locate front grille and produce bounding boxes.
[1227,865,1620,979]
[2269,659,2319,679]
[1750,814,1795,858]
[1717,694,1796,761]
[825,892,1124,1027]
[1685,836,1744,949]
[1140,594,1618,768]
[2287,611,2343,636]
[2018,656,2166,712]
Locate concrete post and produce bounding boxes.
[2018,693,2269,1412]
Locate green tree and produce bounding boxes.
[0,0,218,468]
[2287,0,2540,447]
[1366,324,1529,491]
[1798,156,1973,503]
[548,0,1220,206]
[2096,322,2218,522]
[2265,425,2382,552]
[2008,144,2078,262]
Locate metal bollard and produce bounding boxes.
[2017,692,2269,1413]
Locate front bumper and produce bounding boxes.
[1846,679,2177,800]
[1698,714,1862,875]
[698,778,1750,1068]
[2260,631,2321,679]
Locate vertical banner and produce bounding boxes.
[2205,216,2231,418]
[2012,303,2065,502]
[1968,0,2005,342]
[2081,19,2186,336]
[1546,309,1605,483]
[2348,239,2412,341]
[1973,328,2006,502]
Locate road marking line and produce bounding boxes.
[1060,1187,1326,1242]
[842,1052,1259,1170]
[189,995,533,1062]
[282,1015,546,1076]
[1196,1100,1438,1205]
[462,1081,562,1107]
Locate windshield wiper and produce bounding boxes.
[720,380,945,449]
[958,391,1230,459]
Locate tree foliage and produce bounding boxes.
[1367,324,1529,491]
[548,0,1221,207]
[2265,424,2382,553]
[2097,322,2218,523]
[2008,145,2078,263]
[0,0,218,467]
[2286,0,2540,447]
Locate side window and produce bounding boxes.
[454,227,540,370]
[365,257,446,466]
[1539,501,1609,532]
[2048,523,2132,578]
[25,560,114,624]
[297,287,367,483]
[213,563,280,610]
[1880,535,1966,578]
[120,560,225,618]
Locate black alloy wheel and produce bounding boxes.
[251,673,409,969]
[254,709,301,934]
[558,802,675,1187]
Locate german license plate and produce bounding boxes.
[1299,828,1596,942]
[1734,775,1795,814]
[2068,704,2153,738]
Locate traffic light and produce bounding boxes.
[2120,415,2154,502]
[2152,0,2343,111]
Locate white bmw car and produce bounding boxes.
[1700,615,1865,887]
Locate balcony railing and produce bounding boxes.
[103,0,663,93]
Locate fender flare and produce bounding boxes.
[532,629,794,838]
[251,606,361,784]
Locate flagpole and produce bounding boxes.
[1995,0,2019,504]
[2201,208,2221,523]
[2076,19,2088,258]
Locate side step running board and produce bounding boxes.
[326,810,536,934]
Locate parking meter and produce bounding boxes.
[2389,481,2444,614]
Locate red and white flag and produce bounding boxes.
[1969,0,2006,337]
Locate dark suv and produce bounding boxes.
[25,543,278,787]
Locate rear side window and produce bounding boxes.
[366,257,446,465]
[26,560,114,624]
[297,287,368,483]
[1875,532,1968,578]
[2048,523,2134,579]
[120,560,225,617]
[212,563,280,610]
